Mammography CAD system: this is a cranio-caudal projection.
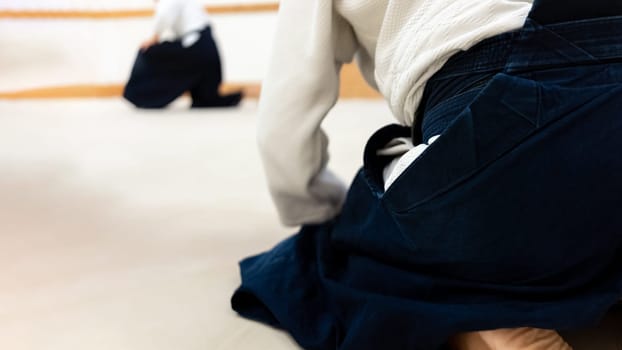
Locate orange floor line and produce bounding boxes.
[0,4,279,19]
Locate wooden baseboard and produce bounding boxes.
[0,64,381,100]
[0,83,261,99]
[0,4,279,19]
[339,64,382,99]
[0,84,124,99]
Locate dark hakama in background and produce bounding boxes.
[123,27,241,109]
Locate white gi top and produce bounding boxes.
[153,0,210,47]
[258,0,533,226]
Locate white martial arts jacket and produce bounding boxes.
[258,0,534,226]
[154,0,210,47]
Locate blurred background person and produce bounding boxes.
[123,0,242,108]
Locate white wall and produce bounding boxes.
[0,2,278,93]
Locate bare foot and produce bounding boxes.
[450,328,572,350]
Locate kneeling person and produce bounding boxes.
[123,0,242,108]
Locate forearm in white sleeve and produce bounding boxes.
[153,0,179,37]
[257,0,357,226]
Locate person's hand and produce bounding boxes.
[140,35,159,52]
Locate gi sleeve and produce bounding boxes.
[153,0,181,36]
[257,0,358,226]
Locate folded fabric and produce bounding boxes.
[383,135,440,190]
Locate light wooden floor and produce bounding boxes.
[0,98,392,350]
[1,98,620,350]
